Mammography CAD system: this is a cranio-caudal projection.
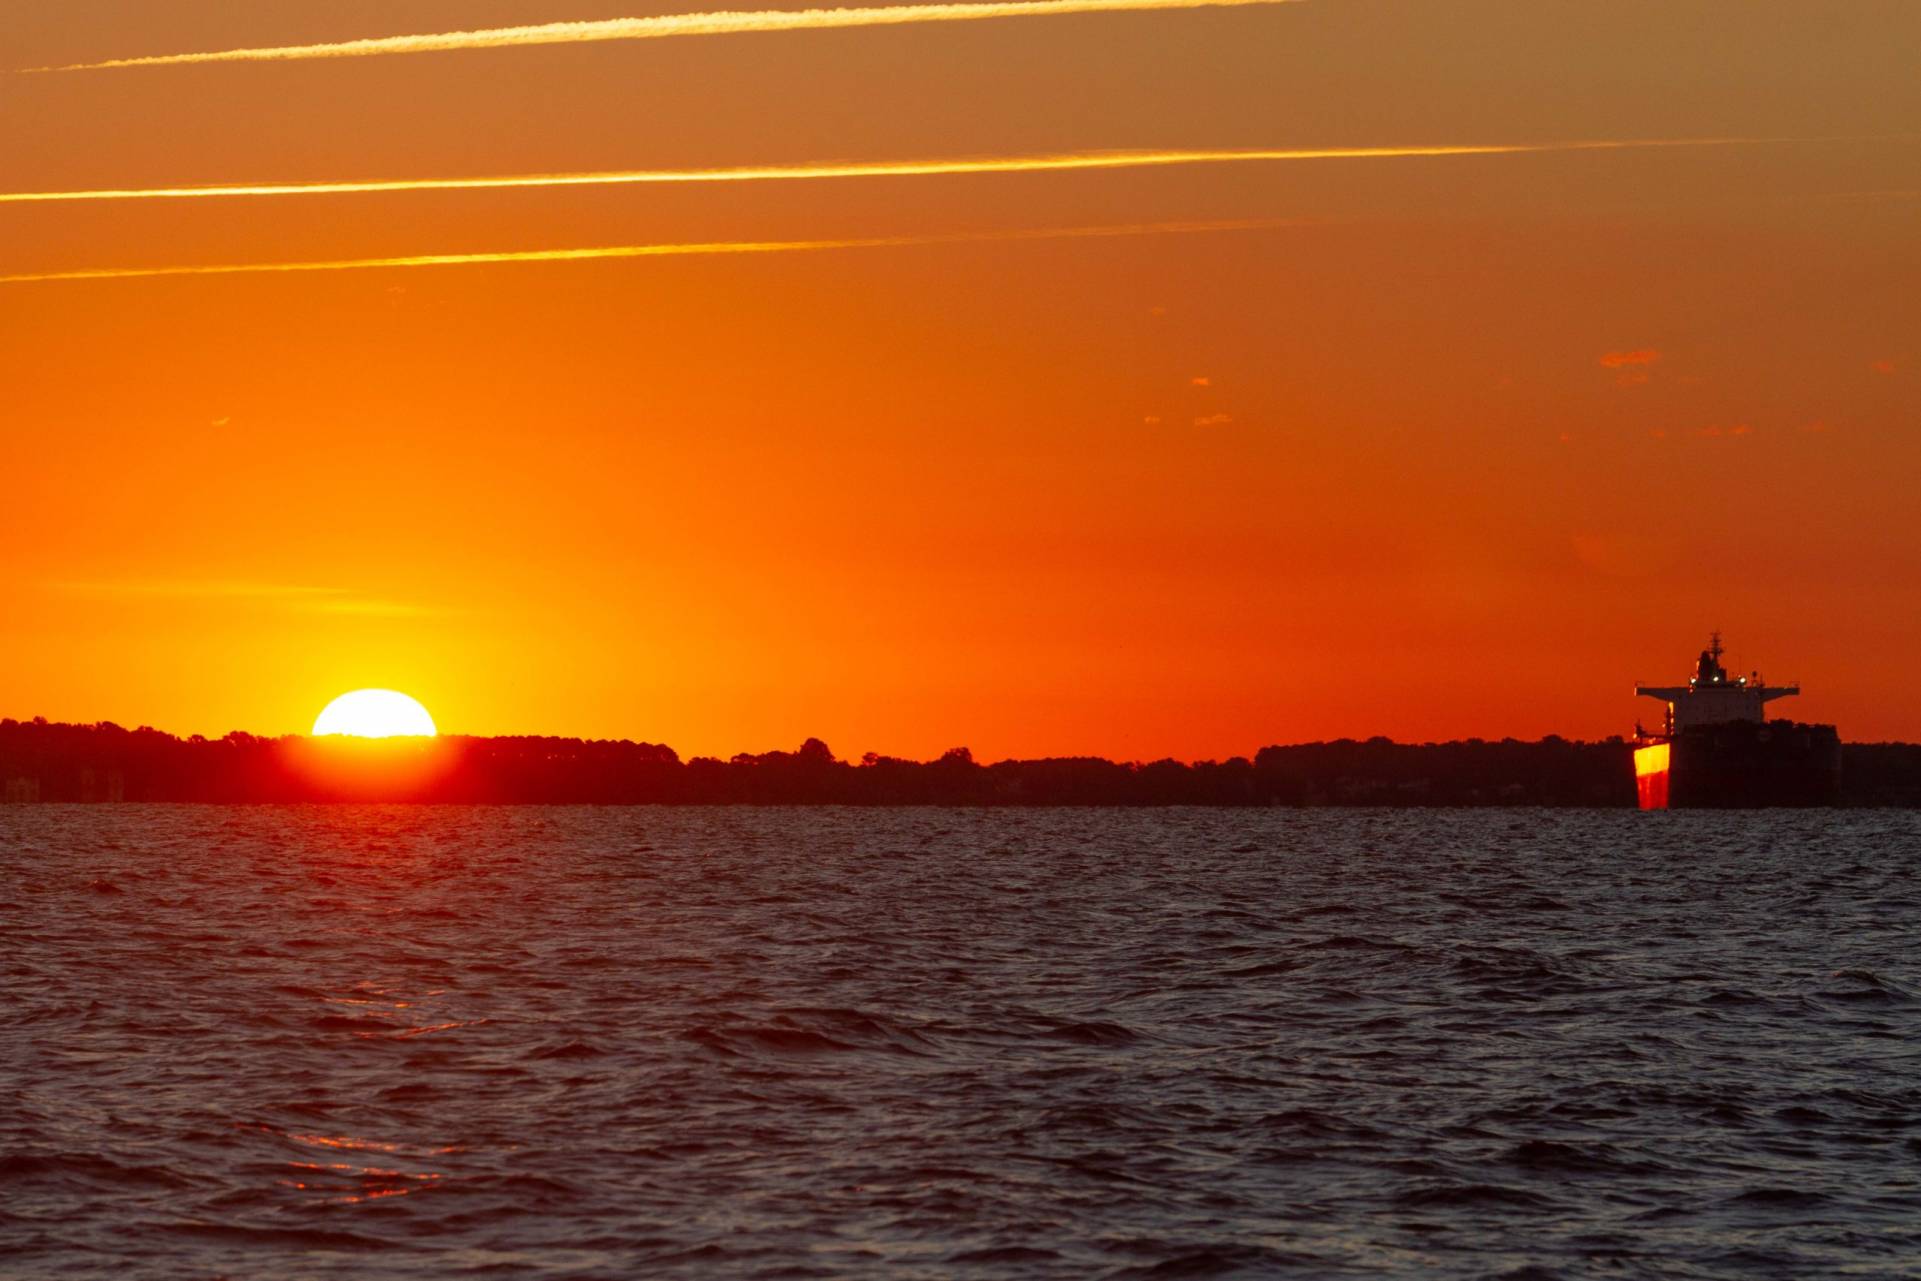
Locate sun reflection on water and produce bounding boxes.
[257,1127,466,1206]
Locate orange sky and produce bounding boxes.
[4,0,1918,757]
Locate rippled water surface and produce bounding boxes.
[5,807,1921,1278]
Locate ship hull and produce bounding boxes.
[1635,721,1841,809]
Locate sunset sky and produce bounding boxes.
[4,0,1918,758]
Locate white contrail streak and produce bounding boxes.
[0,137,1805,206]
[30,0,1303,71]
[0,217,1294,285]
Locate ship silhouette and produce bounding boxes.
[1632,633,1841,808]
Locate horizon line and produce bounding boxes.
[12,715,1872,757]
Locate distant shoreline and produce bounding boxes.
[7,718,1919,807]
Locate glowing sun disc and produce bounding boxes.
[312,689,438,738]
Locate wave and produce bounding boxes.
[13,806,1921,1278]
[0,1152,192,1189]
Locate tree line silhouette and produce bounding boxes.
[3,717,1916,806]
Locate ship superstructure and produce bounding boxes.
[1631,634,1838,808]
[1636,633,1798,734]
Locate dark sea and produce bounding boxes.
[4,807,1920,1279]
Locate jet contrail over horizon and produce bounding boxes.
[0,137,1825,206]
[29,0,1302,72]
[0,217,1295,285]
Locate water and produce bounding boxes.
[4,807,1920,1279]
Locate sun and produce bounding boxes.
[312,689,438,738]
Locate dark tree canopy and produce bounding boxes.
[1,718,1912,806]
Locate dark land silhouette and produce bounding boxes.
[5,717,1918,806]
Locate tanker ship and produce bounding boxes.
[1632,634,1840,808]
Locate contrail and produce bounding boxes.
[0,138,1805,205]
[30,0,1303,72]
[0,217,1294,285]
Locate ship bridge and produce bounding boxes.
[1636,632,1798,733]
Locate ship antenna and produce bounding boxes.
[1710,629,1723,661]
